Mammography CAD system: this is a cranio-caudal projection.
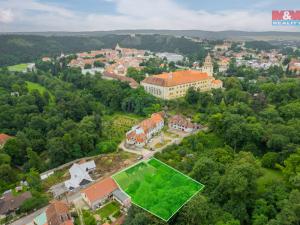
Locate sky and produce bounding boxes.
[0,0,299,32]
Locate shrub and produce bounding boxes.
[261,152,279,169]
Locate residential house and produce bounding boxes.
[288,59,300,75]
[46,201,73,225]
[168,115,203,133]
[126,113,164,147]
[218,57,230,73]
[42,57,51,62]
[64,160,96,190]
[81,177,131,210]
[156,52,184,62]
[0,191,32,217]
[0,133,12,148]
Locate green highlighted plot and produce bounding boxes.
[112,158,204,221]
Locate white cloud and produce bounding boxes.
[0,0,297,32]
[0,9,14,23]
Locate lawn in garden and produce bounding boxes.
[96,201,120,219]
[112,158,204,221]
[8,63,28,72]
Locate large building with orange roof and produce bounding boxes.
[126,112,164,147]
[141,70,222,100]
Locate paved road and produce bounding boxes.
[11,206,48,225]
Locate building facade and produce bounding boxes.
[141,70,222,100]
[126,113,164,147]
[168,115,203,133]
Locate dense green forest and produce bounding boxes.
[244,41,277,51]
[0,60,162,193]
[123,77,300,224]
[0,34,206,66]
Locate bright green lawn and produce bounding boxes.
[113,158,204,221]
[26,81,55,103]
[96,201,120,219]
[8,63,28,72]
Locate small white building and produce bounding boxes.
[64,160,96,190]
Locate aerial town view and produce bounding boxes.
[0,1,300,225]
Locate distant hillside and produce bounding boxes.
[0,34,204,66]
[3,30,300,41]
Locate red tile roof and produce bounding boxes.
[46,201,71,225]
[0,134,12,146]
[212,80,222,84]
[103,72,139,89]
[126,113,164,143]
[81,177,118,203]
[62,220,74,225]
[142,70,211,87]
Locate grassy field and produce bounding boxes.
[26,81,55,103]
[113,158,204,221]
[8,63,28,72]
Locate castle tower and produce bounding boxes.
[202,53,213,77]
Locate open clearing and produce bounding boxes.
[112,158,204,221]
[8,63,28,72]
[26,81,55,103]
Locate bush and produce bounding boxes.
[82,210,96,225]
[19,194,48,213]
[261,152,279,169]
[84,64,92,69]
[97,141,118,154]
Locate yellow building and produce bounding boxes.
[141,70,222,100]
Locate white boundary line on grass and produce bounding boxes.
[111,158,149,178]
[111,157,205,221]
[151,157,204,186]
